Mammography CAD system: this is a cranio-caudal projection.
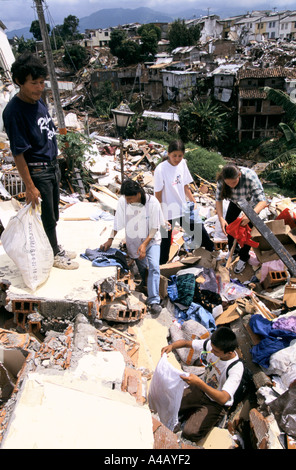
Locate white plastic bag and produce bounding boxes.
[148,353,188,431]
[1,203,54,291]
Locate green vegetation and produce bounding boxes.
[184,144,226,183]
[62,44,89,71]
[179,98,229,148]
[168,19,201,51]
[57,131,95,192]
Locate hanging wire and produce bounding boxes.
[32,0,103,122]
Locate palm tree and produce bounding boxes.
[179,98,228,148]
[262,87,296,189]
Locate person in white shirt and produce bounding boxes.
[161,327,244,442]
[100,179,164,315]
[154,139,214,264]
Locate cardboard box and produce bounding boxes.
[283,278,296,308]
[251,219,296,263]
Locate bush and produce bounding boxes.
[184,146,226,183]
[63,45,88,71]
[280,154,296,191]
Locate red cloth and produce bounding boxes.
[226,217,259,248]
[275,208,296,229]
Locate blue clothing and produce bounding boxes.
[174,302,216,332]
[250,314,296,368]
[135,244,160,306]
[3,96,58,163]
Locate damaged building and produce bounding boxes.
[1,127,296,448]
[1,10,296,452]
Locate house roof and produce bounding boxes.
[211,64,244,75]
[237,67,289,80]
[142,110,179,122]
[239,88,267,99]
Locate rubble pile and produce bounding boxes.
[1,60,296,449]
[1,129,296,448]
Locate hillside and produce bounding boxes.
[78,7,173,31]
[6,7,174,39]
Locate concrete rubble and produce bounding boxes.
[1,52,296,450]
[0,137,296,449]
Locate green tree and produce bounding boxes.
[140,28,159,60]
[179,98,228,148]
[51,15,82,44]
[93,81,123,118]
[62,15,81,40]
[138,23,161,41]
[13,36,36,54]
[168,19,200,51]
[63,44,88,71]
[109,29,127,57]
[117,40,141,66]
[109,29,141,66]
[261,87,296,190]
[30,20,50,41]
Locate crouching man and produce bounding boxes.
[161,327,243,442]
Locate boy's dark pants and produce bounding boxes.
[29,160,61,255]
[179,385,226,442]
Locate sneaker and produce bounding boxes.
[53,253,79,270]
[234,259,247,274]
[150,303,162,315]
[58,245,77,260]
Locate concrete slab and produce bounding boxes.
[1,369,154,449]
[0,202,125,305]
[197,427,237,449]
[134,315,181,373]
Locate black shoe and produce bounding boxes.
[150,304,162,315]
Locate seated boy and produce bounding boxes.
[161,326,243,442]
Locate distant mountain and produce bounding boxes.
[5,5,257,40]
[6,7,174,39]
[78,7,173,31]
[6,26,33,40]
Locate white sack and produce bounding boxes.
[1,203,54,291]
[148,353,188,431]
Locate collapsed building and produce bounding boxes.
[1,17,296,450]
[0,121,296,449]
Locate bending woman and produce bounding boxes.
[154,139,214,265]
[100,179,164,315]
[216,164,267,274]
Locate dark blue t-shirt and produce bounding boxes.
[3,95,58,163]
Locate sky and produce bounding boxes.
[1,0,296,32]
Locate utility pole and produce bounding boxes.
[34,0,66,133]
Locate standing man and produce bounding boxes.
[3,52,78,269]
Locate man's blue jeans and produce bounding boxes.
[135,244,160,306]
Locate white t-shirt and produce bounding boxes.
[154,159,193,220]
[192,338,244,407]
[114,194,164,259]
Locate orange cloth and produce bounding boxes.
[226,217,259,248]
